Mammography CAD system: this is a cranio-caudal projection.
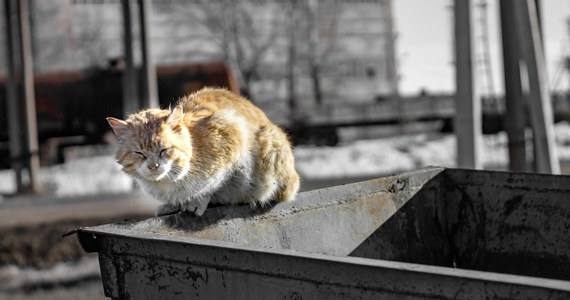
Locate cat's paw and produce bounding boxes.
[181,198,209,216]
[156,202,180,216]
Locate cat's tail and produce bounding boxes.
[274,146,300,202]
[256,124,300,204]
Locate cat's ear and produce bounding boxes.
[167,105,184,133]
[107,117,129,137]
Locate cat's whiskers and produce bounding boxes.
[174,163,190,181]
[164,163,189,181]
[156,170,169,181]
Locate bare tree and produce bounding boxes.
[29,0,70,71]
[154,0,345,110]
[163,0,282,100]
[296,0,342,106]
[281,0,344,110]
[72,6,112,69]
[286,0,298,114]
[28,1,113,71]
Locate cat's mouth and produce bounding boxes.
[144,169,169,181]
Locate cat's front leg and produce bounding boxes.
[156,202,180,216]
[181,196,211,216]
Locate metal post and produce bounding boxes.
[18,0,40,192]
[287,0,297,119]
[121,0,138,116]
[567,18,570,95]
[454,0,482,169]
[385,0,398,98]
[3,0,23,193]
[500,0,528,172]
[138,0,159,108]
[382,0,403,134]
[477,1,495,97]
[514,0,560,174]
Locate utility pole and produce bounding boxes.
[121,0,159,114]
[476,1,495,98]
[18,0,40,192]
[4,0,24,193]
[383,0,398,98]
[138,0,159,109]
[514,0,559,174]
[4,0,41,193]
[121,0,138,117]
[287,0,298,119]
[566,17,570,98]
[382,0,403,134]
[500,0,528,172]
[454,0,482,169]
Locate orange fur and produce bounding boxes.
[107,88,300,216]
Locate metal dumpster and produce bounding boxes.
[77,167,570,299]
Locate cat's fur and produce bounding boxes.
[107,88,300,216]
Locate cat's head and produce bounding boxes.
[107,105,192,182]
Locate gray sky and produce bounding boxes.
[394,0,570,95]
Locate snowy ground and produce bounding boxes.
[0,258,104,300]
[1,122,570,197]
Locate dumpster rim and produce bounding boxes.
[77,223,570,293]
[76,167,570,294]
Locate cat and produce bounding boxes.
[107,87,300,216]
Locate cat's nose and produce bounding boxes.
[148,163,160,172]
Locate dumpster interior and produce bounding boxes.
[349,169,570,282]
[103,167,570,282]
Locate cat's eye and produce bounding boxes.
[134,151,146,159]
[159,148,171,157]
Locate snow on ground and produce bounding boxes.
[297,133,484,179]
[294,136,417,179]
[1,122,570,196]
[38,156,132,196]
[298,122,570,179]
[0,258,100,291]
[0,156,132,197]
[555,121,570,158]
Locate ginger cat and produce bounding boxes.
[107,88,300,216]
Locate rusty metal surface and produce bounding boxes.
[77,167,570,299]
[351,169,570,282]
[81,167,441,257]
[81,229,570,299]
[444,170,570,280]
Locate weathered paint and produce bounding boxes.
[77,168,570,299]
[351,169,570,281]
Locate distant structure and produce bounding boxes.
[0,0,398,121]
